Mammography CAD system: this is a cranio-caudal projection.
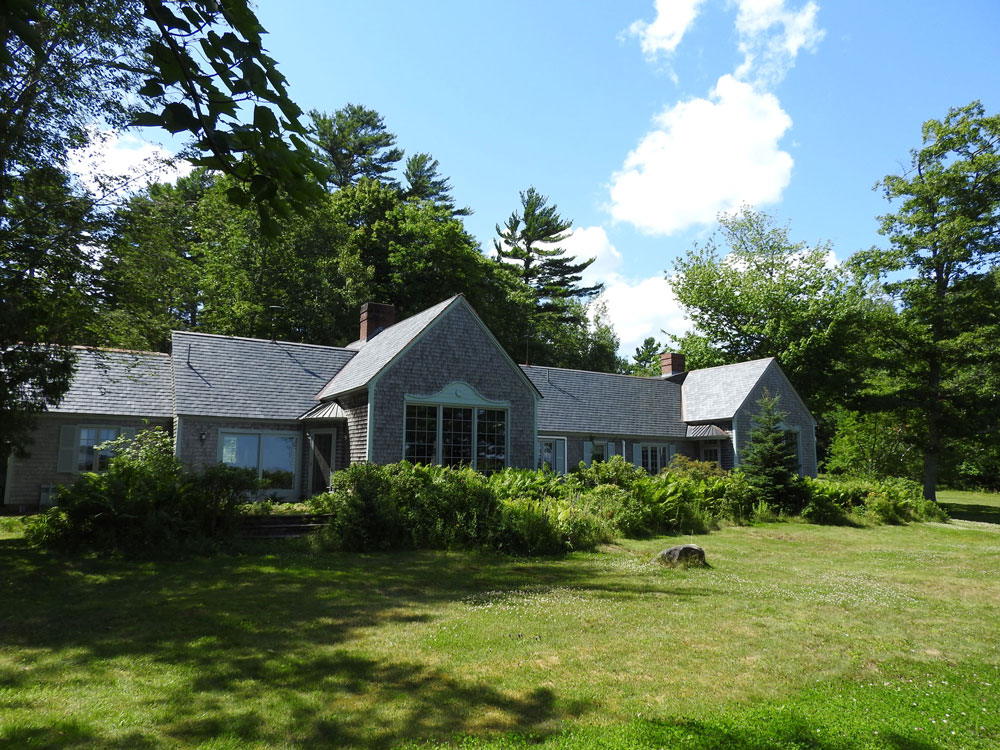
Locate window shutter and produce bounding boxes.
[632,444,642,467]
[606,442,616,457]
[583,441,593,466]
[57,426,77,473]
[556,441,566,475]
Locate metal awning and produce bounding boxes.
[686,424,729,439]
[298,400,347,420]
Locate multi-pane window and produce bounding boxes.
[591,442,606,463]
[640,444,674,474]
[702,442,720,465]
[476,409,506,474]
[442,407,473,467]
[78,427,119,471]
[404,404,507,473]
[404,405,438,464]
[220,432,297,490]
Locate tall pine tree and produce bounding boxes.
[309,104,403,189]
[493,187,603,308]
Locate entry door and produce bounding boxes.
[537,438,566,474]
[310,430,336,496]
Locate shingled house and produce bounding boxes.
[2,295,816,511]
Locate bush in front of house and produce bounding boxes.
[309,462,612,555]
[24,428,261,554]
[804,475,947,525]
[310,462,507,552]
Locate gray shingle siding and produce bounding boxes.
[733,361,817,477]
[338,390,369,464]
[370,302,538,468]
[49,349,173,418]
[523,367,685,438]
[171,332,354,420]
[316,297,456,399]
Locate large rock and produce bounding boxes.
[654,544,708,567]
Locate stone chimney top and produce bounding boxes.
[660,352,686,377]
[359,302,395,342]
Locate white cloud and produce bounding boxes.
[608,74,793,236]
[627,0,706,59]
[68,127,191,197]
[561,226,690,354]
[733,0,825,87]
[560,225,625,289]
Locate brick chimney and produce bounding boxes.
[359,302,395,342]
[660,352,686,376]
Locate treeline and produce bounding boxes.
[644,103,1000,495]
[94,104,617,368]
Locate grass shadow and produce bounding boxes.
[0,537,646,748]
[940,501,1000,525]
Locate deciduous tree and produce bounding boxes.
[857,101,1000,499]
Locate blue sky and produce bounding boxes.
[93,0,1000,356]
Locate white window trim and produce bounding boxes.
[58,424,134,475]
[217,428,301,498]
[635,443,677,474]
[537,435,568,474]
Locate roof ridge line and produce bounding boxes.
[170,330,354,352]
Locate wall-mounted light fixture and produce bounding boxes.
[199,431,207,442]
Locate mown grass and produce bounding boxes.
[2,519,999,749]
[938,488,1000,525]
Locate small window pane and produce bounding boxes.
[78,428,97,471]
[222,433,259,470]
[442,407,473,467]
[591,442,606,463]
[405,405,437,464]
[538,440,554,470]
[261,435,296,490]
[476,409,506,475]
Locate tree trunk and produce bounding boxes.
[922,356,943,502]
[921,429,940,502]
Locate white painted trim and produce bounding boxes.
[636,442,676,473]
[365,384,373,463]
[217,428,301,499]
[174,416,183,458]
[537,435,568,474]
[732,417,741,467]
[405,381,511,409]
[401,401,510,472]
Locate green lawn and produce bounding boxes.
[2,518,999,749]
[938,488,1000,525]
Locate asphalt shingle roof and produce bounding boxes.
[315,296,457,400]
[522,366,686,438]
[50,349,173,417]
[171,332,354,420]
[681,358,774,423]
